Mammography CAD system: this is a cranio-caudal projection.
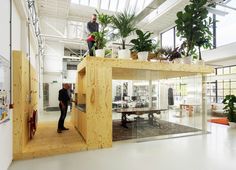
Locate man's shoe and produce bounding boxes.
[57,129,62,133]
[62,127,69,130]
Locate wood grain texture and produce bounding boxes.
[12,51,38,159]
[73,56,214,151]
[14,122,87,160]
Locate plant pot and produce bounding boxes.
[174,58,182,64]
[182,56,192,64]
[118,49,131,59]
[229,122,236,128]
[138,51,149,61]
[196,60,205,65]
[95,49,105,57]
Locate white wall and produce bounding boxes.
[63,70,77,83]
[0,0,12,170]
[44,41,64,72]
[44,73,62,107]
[43,40,64,108]
[203,42,236,66]
[12,2,21,51]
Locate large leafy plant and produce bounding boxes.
[111,11,136,49]
[130,29,153,52]
[175,0,213,60]
[92,10,111,49]
[223,95,236,123]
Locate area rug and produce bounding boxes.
[208,117,229,125]
[112,119,201,141]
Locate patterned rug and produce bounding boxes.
[112,119,201,141]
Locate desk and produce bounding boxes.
[180,104,199,117]
[115,108,167,128]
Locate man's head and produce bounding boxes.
[63,83,70,90]
[92,14,97,23]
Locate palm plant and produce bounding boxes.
[92,10,111,49]
[111,11,136,49]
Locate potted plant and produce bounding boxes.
[175,0,213,63]
[92,10,111,57]
[130,29,153,61]
[222,95,236,127]
[111,11,136,59]
[155,47,172,62]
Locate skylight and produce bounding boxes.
[71,0,150,14]
[89,0,99,8]
[80,0,89,6]
[101,0,110,10]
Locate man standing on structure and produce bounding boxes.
[87,13,99,56]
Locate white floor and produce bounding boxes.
[9,123,236,170]
[39,110,71,122]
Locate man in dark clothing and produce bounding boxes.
[57,84,70,133]
[87,14,99,56]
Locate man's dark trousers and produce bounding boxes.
[58,103,68,130]
[88,41,95,56]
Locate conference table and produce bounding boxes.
[115,107,168,128]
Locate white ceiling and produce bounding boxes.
[37,0,189,34]
[37,0,191,50]
[37,0,70,18]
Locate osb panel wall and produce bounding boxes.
[13,51,38,158]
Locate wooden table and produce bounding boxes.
[180,104,199,117]
[115,107,167,128]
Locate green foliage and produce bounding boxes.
[111,11,136,49]
[175,0,213,59]
[92,10,111,49]
[95,9,111,33]
[156,47,173,56]
[222,95,236,122]
[130,29,153,52]
[91,31,107,49]
[150,40,160,52]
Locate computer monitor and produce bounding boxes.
[114,96,121,101]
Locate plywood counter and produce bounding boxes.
[72,57,214,149]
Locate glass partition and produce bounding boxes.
[112,75,209,142]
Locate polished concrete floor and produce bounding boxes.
[9,123,236,170]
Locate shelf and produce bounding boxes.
[75,104,86,113]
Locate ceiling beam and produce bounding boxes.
[135,0,167,23]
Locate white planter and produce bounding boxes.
[182,56,192,64]
[95,49,105,57]
[174,58,182,64]
[118,49,131,59]
[138,51,149,61]
[229,122,236,128]
[196,60,205,65]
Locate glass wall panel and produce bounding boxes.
[112,75,206,142]
[161,28,174,49]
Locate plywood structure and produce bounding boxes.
[12,51,38,159]
[73,57,214,150]
[14,122,87,160]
